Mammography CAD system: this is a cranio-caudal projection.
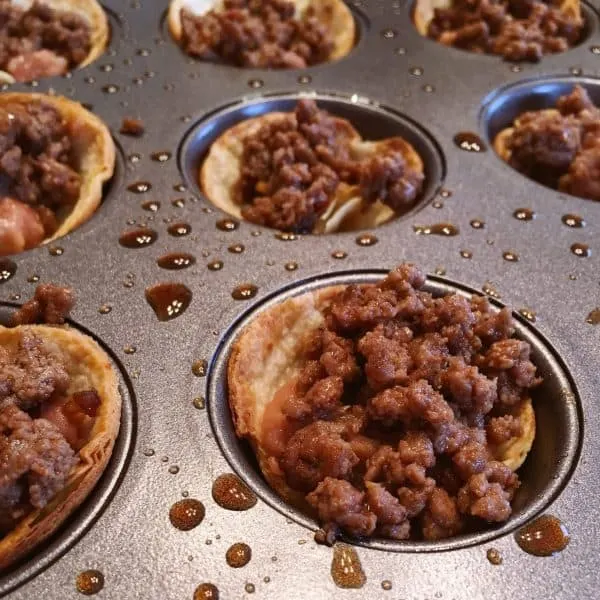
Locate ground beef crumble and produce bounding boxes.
[427,0,583,62]
[272,263,541,542]
[0,0,92,82]
[0,286,96,538]
[504,85,600,201]
[234,99,424,232]
[12,283,74,326]
[180,0,335,69]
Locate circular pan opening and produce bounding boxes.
[0,305,136,594]
[208,270,581,553]
[179,93,445,232]
[161,3,368,69]
[481,75,600,198]
[411,0,599,60]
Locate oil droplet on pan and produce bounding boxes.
[157,252,196,270]
[470,219,485,229]
[518,308,537,322]
[145,283,192,321]
[208,260,224,271]
[355,233,378,246]
[482,281,501,299]
[514,208,535,221]
[571,243,590,257]
[194,583,219,600]
[150,151,172,162]
[192,359,208,377]
[562,214,585,228]
[228,243,245,254]
[212,473,257,511]
[169,499,205,531]
[127,181,152,194]
[232,284,258,300]
[515,515,569,556]
[486,548,503,565]
[502,250,519,262]
[119,227,157,248]
[216,218,239,232]
[413,223,459,236]
[0,258,16,282]
[167,222,192,237]
[76,570,104,595]
[226,543,252,568]
[586,308,600,324]
[454,132,487,152]
[332,250,347,259]
[331,544,366,589]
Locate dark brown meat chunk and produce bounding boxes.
[427,0,582,62]
[267,263,541,541]
[0,332,69,411]
[12,283,75,325]
[179,1,333,69]
[0,0,91,82]
[120,118,145,137]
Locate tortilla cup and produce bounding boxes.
[168,0,355,63]
[414,0,581,38]
[228,284,537,515]
[0,93,116,243]
[0,324,121,571]
[0,0,109,84]
[200,111,424,233]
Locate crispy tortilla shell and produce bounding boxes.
[0,0,109,84]
[414,0,581,37]
[228,284,537,513]
[0,324,121,571]
[0,93,115,243]
[201,111,424,233]
[168,0,355,63]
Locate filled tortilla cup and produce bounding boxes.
[0,0,109,85]
[0,325,121,571]
[413,0,581,37]
[200,112,423,233]
[228,284,536,515]
[0,93,116,243]
[168,0,355,63]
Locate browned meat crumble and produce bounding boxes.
[427,0,583,62]
[12,283,74,326]
[236,99,424,232]
[180,0,334,69]
[505,85,600,200]
[275,264,541,542]
[0,0,91,82]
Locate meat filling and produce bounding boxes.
[235,99,424,232]
[504,85,600,201]
[0,100,81,256]
[0,288,97,538]
[427,0,583,62]
[268,264,541,541]
[0,0,92,82]
[179,0,334,69]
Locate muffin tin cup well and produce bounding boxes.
[0,305,136,596]
[208,270,581,553]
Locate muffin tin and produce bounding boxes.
[1,0,600,598]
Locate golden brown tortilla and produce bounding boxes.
[0,93,116,243]
[0,0,108,84]
[413,0,581,37]
[228,284,536,512]
[200,111,424,233]
[0,325,121,571]
[168,0,355,63]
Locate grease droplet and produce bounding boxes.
[356,233,378,246]
[208,260,224,271]
[212,474,257,511]
[119,227,157,248]
[228,243,245,254]
[562,214,585,228]
[571,243,590,257]
[470,219,485,229]
[332,250,347,259]
[123,345,136,355]
[127,181,152,194]
[169,499,205,531]
[285,261,298,271]
[245,583,256,593]
[515,515,569,556]
[48,245,64,256]
[482,281,501,299]
[216,218,239,232]
[486,548,503,565]
[0,258,16,282]
[413,223,459,236]
[298,74,312,84]
[586,308,600,324]
[382,580,392,591]
[232,284,258,300]
[381,28,396,38]
[167,222,191,237]
[76,570,104,595]
[192,359,208,377]
[151,151,171,162]
[518,308,537,322]
[157,252,196,270]
[409,66,423,76]
[194,583,219,600]
[193,396,205,409]
[275,232,297,241]
[169,465,179,475]
[141,200,160,212]
[102,84,119,94]
[454,132,487,152]
[98,304,112,314]
[226,543,252,568]
[248,78,264,89]
[502,250,519,262]
[331,544,366,589]
[145,283,192,321]
[514,208,535,221]
[460,249,472,259]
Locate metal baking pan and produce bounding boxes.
[1,0,600,597]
